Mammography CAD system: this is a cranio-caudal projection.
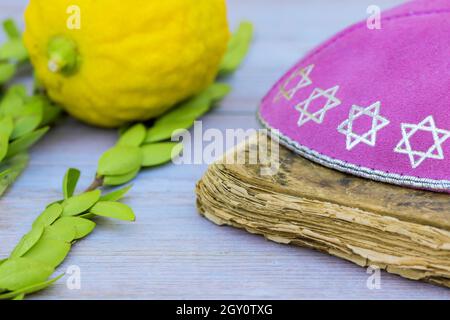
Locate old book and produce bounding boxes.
[196,133,450,288]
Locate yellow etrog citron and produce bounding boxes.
[23,0,230,127]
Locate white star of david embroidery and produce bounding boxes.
[394,115,450,169]
[274,64,314,102]
[294,85,341,127]
[337,101,390,150]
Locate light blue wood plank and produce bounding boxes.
[1,0,449,300]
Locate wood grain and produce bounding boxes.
[1,0,450,299]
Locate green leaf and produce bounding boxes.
[0,133,9,162]
[97,145,142,176]
[0,62,16,85]
[117,123,146,147]
[62,168,81,199]
[6,126,49,159]
[0,116,14,137]
[10,101,43,140]
[62,189,101,216]
[103,168,139,186]
[3,19,21,39]
[0,274,64,300]
[0,85,27,117]
[0,257,54,291]
[90,201,135,221]
[100,185,133,201]
[52,217,96,240]
[141,142,183,167]
[0,153,29,197]
[41,223,76,243]
[206,83,232,102]
[154,91,210,126]
[219,21,254,76]
[12,293,25,300]
[23,238,71,269]
[38,96,61,126]
[146,118,194,144]
[33,203,63,228]
[145,83,231,143]
[10,225,45,259]
[0,38,28,62]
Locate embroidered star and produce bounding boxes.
[295,85,341,127]
[394,115,450,169]
[337,101,390,150]
[274,64,314,102]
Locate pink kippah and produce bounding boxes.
[259,0,450,192]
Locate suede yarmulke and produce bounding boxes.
[259,0,450,192]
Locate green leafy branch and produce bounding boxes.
[92,82,231,188]
[0,21,253,300]
[0,169,135,300]
[0,19,28,86]
[0,85,61,197]
[0,20,61,197]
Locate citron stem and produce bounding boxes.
[47,36,79,75]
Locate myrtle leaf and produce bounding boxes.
[155,94,210,125]
[90,201,135,221]
[0,62,15,85]
[0,116,14,137]
[62,189,101,216]
[219,21,253,76]
[32,203,63,228]
[3,19,21,39]
[63,168,81,199]
[6,126,49,159]
[146,118,194,144]
[39,96,61,127]
[10,101,43,140]
[23,238,71,269]
[141,142,183,167]
[206,82,233,102]
[145,83,231,143]
[103,168,139,186]
[100,185,132,201]
[41,223,76,243]
[117,123,146,147]
[0,153,28,197]
[0,38,28,62]
[97,145,142,176]
[0,274,64,300]
[0,257,54,291]
[0,133,8,162]
[0,85,27,117]
[156,83,232,126]
[10,224,44,259]
[12,293,25,300]
[52,217,96,240]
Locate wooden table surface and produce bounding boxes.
[1,0,449,300]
